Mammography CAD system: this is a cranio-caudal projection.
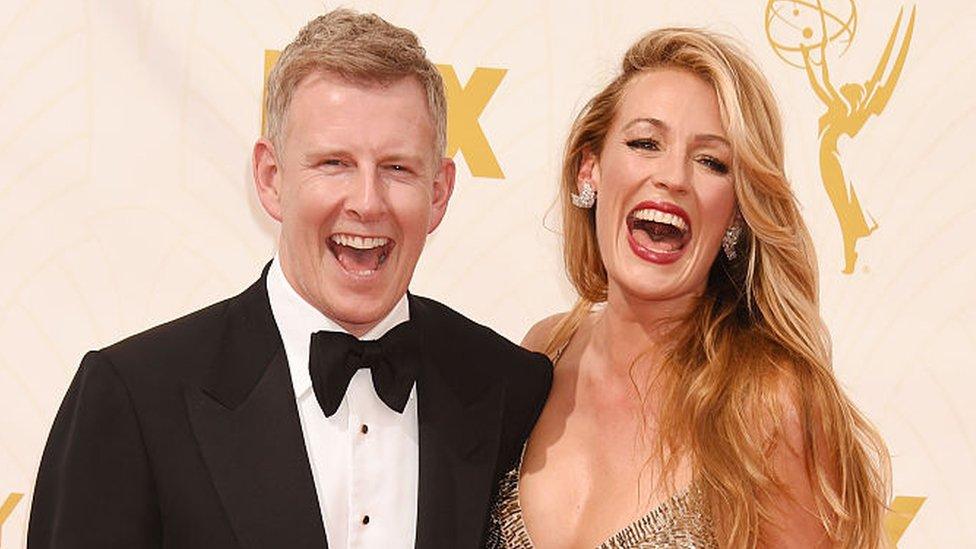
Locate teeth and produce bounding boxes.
[632,209,688,232]
[330,234,390,250]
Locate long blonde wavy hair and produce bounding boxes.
[544,28,890,547]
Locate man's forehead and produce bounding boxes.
[290,72,427,121]
[293,70,425,104]
[284,71,437,153]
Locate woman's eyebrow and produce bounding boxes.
[623,117,729,147]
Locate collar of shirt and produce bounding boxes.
[266,256,411,399]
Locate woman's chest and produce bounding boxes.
[516,415,663,547]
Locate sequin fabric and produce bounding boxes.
[484,456,718,549]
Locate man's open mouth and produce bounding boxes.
[328,233,395,276]
[626,206,692,255]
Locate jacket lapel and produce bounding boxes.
[410,295,506,549]
[185,269,327,549]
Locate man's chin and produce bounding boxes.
[314,280,403,329]
[305,259,411,332]
[328,301,399,334]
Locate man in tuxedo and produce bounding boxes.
[28,9,552,549]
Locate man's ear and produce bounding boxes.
[253,137,283,222]
[577,148,600,192]
[427,158,456,234]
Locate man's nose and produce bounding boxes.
[346,167,388,220]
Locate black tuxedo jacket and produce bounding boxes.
[28,267,553,549]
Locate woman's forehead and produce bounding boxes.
[612,69,725,136]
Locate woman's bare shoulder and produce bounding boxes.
[521,313,569,353]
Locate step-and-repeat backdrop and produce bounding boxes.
[1,0,973,546]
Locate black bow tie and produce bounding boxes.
[309,322,421,417]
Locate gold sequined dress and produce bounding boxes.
[484,446,718,548]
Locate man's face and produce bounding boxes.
[254,72,454,336]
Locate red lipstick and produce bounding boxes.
[626,201,692,265]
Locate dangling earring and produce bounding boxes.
[571,180,596,209]
[722,220,743,260]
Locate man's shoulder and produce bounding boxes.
[97,279,262,381]
[102,296,233,360]
[411,295,551,377]
[412,294,520,354]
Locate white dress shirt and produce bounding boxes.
[266,257,419,549]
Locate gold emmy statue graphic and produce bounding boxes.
[765,0,916,273]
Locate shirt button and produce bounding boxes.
[360,424,369,434]
[362,515,370,525]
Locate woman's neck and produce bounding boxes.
[588,282,699,380]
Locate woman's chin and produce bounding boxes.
[612,274,687,303]
[607,260,710,307]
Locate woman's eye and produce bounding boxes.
[626,138,660,151]
[699,156,729,174]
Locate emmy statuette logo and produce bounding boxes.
[262,51,507,180]
[765,3,924,546]
[765,0,916,274]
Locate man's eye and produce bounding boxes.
[321,159,344,167]
[698,156,729,174]
[626,138,660,151]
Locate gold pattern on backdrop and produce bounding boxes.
[0,493,24,545]
[884,496,925,546]
[765,1,916,273]
[261,49,281,138]
[436,65,507,179]
[262,51,506,179]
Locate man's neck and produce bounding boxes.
[271,256,409,340]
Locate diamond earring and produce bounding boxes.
[722,221,743,260]
[571,180,596,209]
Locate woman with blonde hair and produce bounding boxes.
[487,28,890,548]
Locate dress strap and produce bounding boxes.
[549,315,584,366]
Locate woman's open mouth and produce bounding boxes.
[327,233,395,277]
[626,202,692,265]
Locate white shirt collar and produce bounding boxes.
[266,256,411,398]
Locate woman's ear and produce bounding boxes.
[577,148,600,192]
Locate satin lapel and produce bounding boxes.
[185,269,327,549]
[410,296,505,549]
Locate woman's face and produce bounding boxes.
[583,68,737,305]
